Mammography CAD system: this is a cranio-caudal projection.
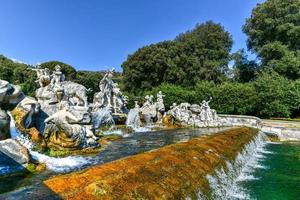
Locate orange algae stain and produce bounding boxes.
[11,108,42,142]
[44,127,259,200]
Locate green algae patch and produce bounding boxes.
[40,134,122,158]
[44,127,259,199]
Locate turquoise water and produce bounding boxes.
[1,129,299,199]
[244,142,300,200]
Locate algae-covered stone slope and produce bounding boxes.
[44,127,259,199]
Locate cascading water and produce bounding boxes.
[92,107,115,131]
[126,109,140,129]
[8,112,93,173]
[204,132,270,200]
[126,108,150,132]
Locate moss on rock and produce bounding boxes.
[44,127,259,199]
[11,108,42,143]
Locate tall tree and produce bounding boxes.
[232,49,260,83]
[122,21,233,92]
[243,0,300,79]
[0,55,37,96]
[39,61,77,80]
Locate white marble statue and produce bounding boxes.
[0,80,25,105]
[45,104,98,147]
[50,65,65,87]
[93,68,127,114]
[125,101,141,129]
[17,96,41,128]
[168,97,221,127]
[32,67,51,87]
[156,91,165,123]
[35,66,89,116]
[156,91,165,110]
[139,91,166,124]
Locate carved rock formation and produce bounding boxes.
[0,109,10,140]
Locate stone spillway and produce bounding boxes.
[44,127,260,199]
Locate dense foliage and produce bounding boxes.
[74,71,103,101]
[0,55,37,96]
[243,0,300,80]
[231,49,260,83]
[122,21,233,92]
[39,61,77,80]
[0,56,106,100]
[130,70,300,118]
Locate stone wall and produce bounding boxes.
[261,125,300,141]
[219,114,262,128]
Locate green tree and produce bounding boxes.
[0,55,37,96]
[232,49,260,83]
[122,41,175,91]
[243,0,300,79]
[39,61,77,80]
[253,70,294,118]
[122,21,233,92]
[194,81,256,115]
[74,71,103,101]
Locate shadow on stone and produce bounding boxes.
[0,150,30,194]
[0,150,62,199]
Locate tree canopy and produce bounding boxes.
[39,61,77,80]
[0,55,37,96]
[122,21,233,92]
[232,49,260,83]
[243,0,300,79]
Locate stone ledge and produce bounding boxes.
[219,114,300,141]
[44,127,258,199]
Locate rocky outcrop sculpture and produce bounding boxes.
[168,98,227,127]
[0,80,26,140]
[0,139,31,165]
[0,109,10,140]
[0,80,25,106]
[92,107,115,135]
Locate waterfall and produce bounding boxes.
[126,109,141,129]
[126,108,151,132]
[204,132,270,200]
[92,107,115,131]
[8,112,94,173]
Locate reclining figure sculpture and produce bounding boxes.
[44,104,98,149]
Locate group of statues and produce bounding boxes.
[35,65,88,111]
[93,68,128,114]
[30,65,96,149]
[140,91,166,125]
[126,90,166,129]
[168,98,220,127]
[32,66,132,150]
[1,64,227,151]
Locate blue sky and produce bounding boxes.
[0,0,265,71]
